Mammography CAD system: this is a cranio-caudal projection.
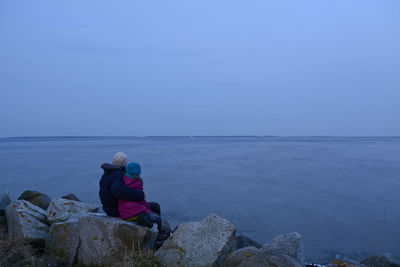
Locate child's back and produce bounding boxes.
[118,163,150,220]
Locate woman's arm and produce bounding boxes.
[110,173,145,201]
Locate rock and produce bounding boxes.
[46,212,158,266]
[328,255,367,267]
[361,253,400,267]
[61,193,81,202]
[0,193,11,215]
[46,198,99,224]
[18,190,52,210]
[236,235,262,249]
[0,193,11,224]
[222,246,302,267]
[223,232,305,267]
[155,213,236,267]
[263,232,305,264]
[6,200,49,247]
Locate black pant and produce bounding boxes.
[147,202,162,231]
[148,202,161,216]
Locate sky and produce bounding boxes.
[0,0,399,137]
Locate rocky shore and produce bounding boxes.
[1,190,399,267]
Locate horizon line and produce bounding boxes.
[1,135,400,139]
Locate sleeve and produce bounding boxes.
[110,173,145,201]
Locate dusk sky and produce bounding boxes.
[1,0,399,137]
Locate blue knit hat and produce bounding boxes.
[126,162,141,176]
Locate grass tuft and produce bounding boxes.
[115,241,161,267]
[0,224,36,267]
[0,224,69,267]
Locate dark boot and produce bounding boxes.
[137,212,153,228]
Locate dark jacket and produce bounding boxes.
[99,163,145,217]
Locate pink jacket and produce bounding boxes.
[118,175,150,220]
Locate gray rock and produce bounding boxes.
[236,235,262,249]
[18,190,52,210]
[6,200,49,247]
[46,212,158,266]
[61,193,81,202]
[155,213,236,267]
[0,193,11,225]
[46,198,99,224]
[362,253,400,267]
[0,193,11,215]
[263,232,305,264]
[328,255,367,267]
[222,246,302,267]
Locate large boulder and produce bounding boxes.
[222,246,302,267]
[155,213,236,267]
[263,232,305,264]
[0,193,11,225]
[46,213,158,266]
[362,253,400,267]
[222,232,304,267]
[6,200,49,246]
[18,190,52,210]
[46,198,99,224]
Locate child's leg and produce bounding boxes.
[137,211,153,228]
[148,211,162,230]
[148,202,161,215]
[149,211,171,241]
[125,212,153,228]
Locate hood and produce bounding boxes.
[126,162,141,176]
[101,163,122,173]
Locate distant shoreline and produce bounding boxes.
[2,135,400,140]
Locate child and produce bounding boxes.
[118,162,154,227]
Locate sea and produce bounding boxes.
[0,136,399,263]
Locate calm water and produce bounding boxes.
[0,136,399,262]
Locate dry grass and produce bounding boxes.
[0,223,37,266]
[115,241,161,267]
[0,224,69,267]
